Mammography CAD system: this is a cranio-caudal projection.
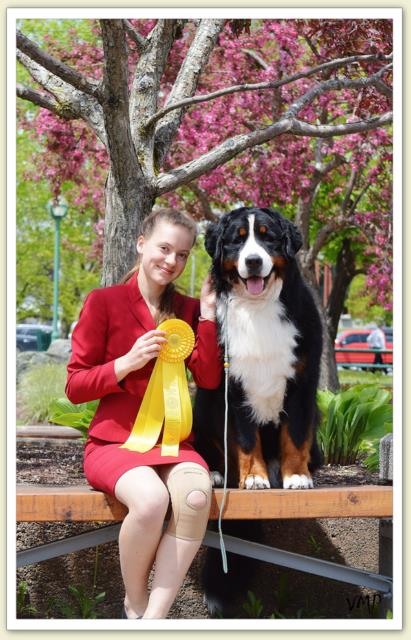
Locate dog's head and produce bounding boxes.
[205,207,302,298]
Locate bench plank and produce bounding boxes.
[16,484,392,522]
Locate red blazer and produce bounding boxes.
[66,275,222,444]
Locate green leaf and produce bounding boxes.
[316,389,335,415]
[48,397,98,438]
[242,590,264,618]
[362,450,379,471]
[95,592,106,604]
[364,404,393,438]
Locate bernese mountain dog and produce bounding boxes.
[193,206,323,615]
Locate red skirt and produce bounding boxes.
[84,435,209,496]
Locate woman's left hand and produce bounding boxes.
[200,274,216,321]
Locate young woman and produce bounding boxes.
[66,208,221,619]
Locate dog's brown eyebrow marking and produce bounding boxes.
[259,225,267,234]
[223,259,238,271]
[239,227,247,237]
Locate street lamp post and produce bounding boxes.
[47,195,68,341]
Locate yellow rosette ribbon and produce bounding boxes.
[120,319,195,457]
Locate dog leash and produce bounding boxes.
[217,297,229,574]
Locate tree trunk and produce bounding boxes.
[298,259,340,392]
[102,170,155,286]
[326,238,362,342]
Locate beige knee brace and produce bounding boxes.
[165,464,212,541]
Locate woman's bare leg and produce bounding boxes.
[143,533,204,619]
[143,463,211,619]
[114,465,170,619]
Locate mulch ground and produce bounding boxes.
[16,436,381,487]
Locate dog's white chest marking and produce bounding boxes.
[218,296,299,425]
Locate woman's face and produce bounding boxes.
[137,221,195,288]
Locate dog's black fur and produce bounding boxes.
[193,207,323,615]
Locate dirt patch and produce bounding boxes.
[16,438,386,620]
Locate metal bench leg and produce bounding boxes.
[17,524,121,568]
[379,518,393,617]
[203,530,393,596]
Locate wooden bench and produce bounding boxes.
[16,483,393,606]
[17,483,392,522]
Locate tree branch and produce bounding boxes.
[156,119,292,195]
[241,48,269,70]
[153,19,225,166]
[303,34,322,60]
[100,20,130,110]
[341,166,360,213]
[288,112,392,138]
[306,222,342,267]
[349,181,372,214]
[129,19,180,171]
[122,19,147,51]
[320,154,347,176]
[100,20,143,189]
[295,153,347,249]
[16,30,102,101]
[146,52,392,129]
[285,64,393,118]
[241,48,282,119]
[187,181,218,221]
[16,49,107,144]
[373,77,393,100]
[16,83,76,118]
[156,112,392,195]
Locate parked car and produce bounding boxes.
[334,328,393,367]
[16,324,52,352]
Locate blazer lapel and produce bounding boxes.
[126,273,156,332]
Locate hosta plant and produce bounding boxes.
[48,397,98,440]
[316,384,392,468]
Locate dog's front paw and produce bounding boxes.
[210,471,225,487]
[241,474,270,490]
[283,474,313,489]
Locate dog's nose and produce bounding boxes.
[245,254,263,273]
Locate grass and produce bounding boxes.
[18,362,68,424]
[338,369,393,390]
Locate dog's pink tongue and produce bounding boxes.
[246,277,264,295]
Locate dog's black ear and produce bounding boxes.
[264,208,302,258]
[281,218,302,258]
[204,222,219,258]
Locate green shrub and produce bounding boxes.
[18,363,68,424]
[48,397,99,440]
[317,384,392,467]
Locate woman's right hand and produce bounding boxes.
[114,330,167,382]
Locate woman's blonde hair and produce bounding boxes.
[120,207,197,322]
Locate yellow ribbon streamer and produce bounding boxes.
[120,319,195,457]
